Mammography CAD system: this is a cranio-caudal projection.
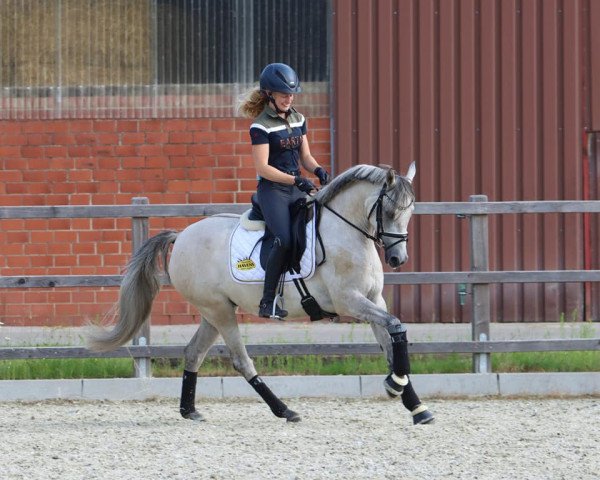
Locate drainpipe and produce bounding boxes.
[582,131,592,321]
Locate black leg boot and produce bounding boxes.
[179,370,203,421]
[258,238,288,319]
[402,379,435,425]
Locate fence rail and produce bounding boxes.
[2,339,599,361]
[2,200,600,219]
[1,197,599,376]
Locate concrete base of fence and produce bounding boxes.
[0,373,598,402]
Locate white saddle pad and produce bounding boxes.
[229,207,316,284]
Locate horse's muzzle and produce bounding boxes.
[386,253,407,269]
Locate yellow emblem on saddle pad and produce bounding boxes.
[236,258,256,270]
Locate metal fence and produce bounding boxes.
[0,0,330,119]
[1,197,599,377]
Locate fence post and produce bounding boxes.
[469,195,491,373]
[131,197,151,378]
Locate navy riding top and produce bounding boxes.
[249,105,307,175]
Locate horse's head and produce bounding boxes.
[316,162,416,269]
[369,163,416,268]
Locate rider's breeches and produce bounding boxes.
[257,180,304,300]
[257,179,304,249]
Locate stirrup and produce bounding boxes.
[258,298,288,320]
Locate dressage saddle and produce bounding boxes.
[249,194,335,321]
[248,193,313,273]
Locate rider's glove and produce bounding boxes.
[314,167,330,186]
[294,176,316,193]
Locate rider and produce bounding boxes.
[239,63,330,319]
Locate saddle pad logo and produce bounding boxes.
[236,258,256,270]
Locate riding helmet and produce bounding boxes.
[259,63,301,94]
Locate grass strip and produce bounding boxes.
[0,350,598,380]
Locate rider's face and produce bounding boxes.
[271,92,294,112]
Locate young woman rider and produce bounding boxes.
[239,63,330,319]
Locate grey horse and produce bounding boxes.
[88,163,434,425]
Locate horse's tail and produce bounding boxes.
[87,230,178,352]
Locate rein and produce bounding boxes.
[318,182,410,251]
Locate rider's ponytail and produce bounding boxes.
[238,88,268,119]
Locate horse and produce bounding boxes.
[88,163,434,425]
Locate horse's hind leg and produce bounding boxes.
[370,319,435,425]
[180,318,220,421]
[216,313,301,423]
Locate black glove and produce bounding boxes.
[294,176,316,193]
[314,167,330,186]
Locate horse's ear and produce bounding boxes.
[405,162,416,183]
[386,167,397,186]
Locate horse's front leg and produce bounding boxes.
[340,293,411,391]
[370,320,435,425]
[341,293,434,424]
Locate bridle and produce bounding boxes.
[320,182,411,251]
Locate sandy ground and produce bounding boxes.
[1,397,598,480]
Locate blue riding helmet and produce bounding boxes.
[259,63,302,94]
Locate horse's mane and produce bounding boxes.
[314,164,414,210]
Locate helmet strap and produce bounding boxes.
[264,91,290,117]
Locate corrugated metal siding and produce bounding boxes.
[332,0,596,322]
[584,0,600,130]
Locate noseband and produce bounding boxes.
[321,182,411,251]
[367,184,410,250]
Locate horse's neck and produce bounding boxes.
[322,183,376,236]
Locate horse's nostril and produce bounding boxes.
[389,256,408,268]
[389,257,400,268]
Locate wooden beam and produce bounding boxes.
[414,200,600,214]
[2,271,598,289]
[0,275,124,288]
[1,339,598,360]
[384,270,600,284]
[0,274,170,288]
[1,201,599,220]
[0,204,250,219]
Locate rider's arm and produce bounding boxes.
[252,144,296,184]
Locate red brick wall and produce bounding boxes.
[0,117,331,326]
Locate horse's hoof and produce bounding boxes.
[282,408,301,423]
[383,373,407,397]
[412,409,435,425]
[181,409,205,421]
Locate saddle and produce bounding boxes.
[250,194,314,272]
[228,195,317,284]
[229,195,336,321]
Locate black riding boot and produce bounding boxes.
[258,238,288,319]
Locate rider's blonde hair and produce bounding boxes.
[238,88,268,118]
